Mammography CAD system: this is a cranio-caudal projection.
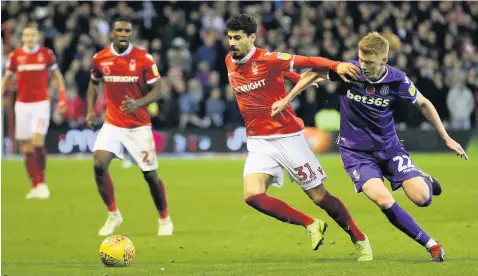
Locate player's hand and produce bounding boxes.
[271,98,289,117]
[336,62,361,83]
[445,137,468,160]
[86,112,95,128]
[120,96,140,113]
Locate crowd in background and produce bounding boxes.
[2,1,477,131]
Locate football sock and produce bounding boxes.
[142,171,169,218]
[246,193,315,227]
[382,202,430,246]
[24,152,40,188]
[34,146,46,184]
[94,167,117,212]
[316,191,366,243]
[425,238,438,249]
[420,176,433,207]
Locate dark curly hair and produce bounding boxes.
[226,14,257,36]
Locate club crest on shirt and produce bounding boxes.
[366,84,375,95]
[252,62,258,75]
[102,66,111,75]
[129,59,136,71]
[380,85,389,95]
[37,53,44,62]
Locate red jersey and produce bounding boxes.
[5,45,57,103]
[90,44,160,128]
[225,47,340,137]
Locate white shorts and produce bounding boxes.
[93,123,158,171]
[15,100,51,140]
[243,132,328,191]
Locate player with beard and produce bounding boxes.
[225,14,373,261]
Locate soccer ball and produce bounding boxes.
[99,235,136,267]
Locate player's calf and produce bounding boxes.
[142,170,169,219]
[93,151,116,212]
[305,186,367,245]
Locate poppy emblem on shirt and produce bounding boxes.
[17,56,27,64]
[129,59,136,71]
[366,84,375,95]
[102,66,111,75]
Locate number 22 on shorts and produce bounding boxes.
[141,150,155,166]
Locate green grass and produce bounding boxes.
[2,153,478,276]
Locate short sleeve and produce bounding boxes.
[263,51,296,72]
[47,49,58,71]
[5,52,16,74]
[143,54,160,85]
[90,55,103,81]
[397,75,418,103]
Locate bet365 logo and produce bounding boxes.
[346,90,390,107]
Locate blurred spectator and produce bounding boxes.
[447,76,475,130]
[205,87,226,128]
[1,1,476,130]
[225,86,242,128]
[178,79,207,129]
[167,37,192,74]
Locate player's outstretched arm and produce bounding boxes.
[86,79,99,128]
[414,92,468,160]
[293,56,360,82]
[271,70,327,117]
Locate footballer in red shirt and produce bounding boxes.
[86,18,172,236]
[225,14,372,261]
[1,24,67,199]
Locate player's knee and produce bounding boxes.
[93,158,109,176]
[31,134,45,147]
[20,142,33,153]
[142,170,157,184]
[374,196,395,209]
[414,192,432,207]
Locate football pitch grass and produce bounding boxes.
[2,153,478,276]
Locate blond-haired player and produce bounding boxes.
[2,24,67,199]
[273,32,468,262]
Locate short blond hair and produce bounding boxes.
[358,32,389,56]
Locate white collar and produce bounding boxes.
[232,46,256,65]
[22,44,40,54]
[365,66,388,84]
[110,43,133,57]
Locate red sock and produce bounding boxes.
[246,193,315,227]
[94,169,116,212]
[317,191,365,243]
[24,152,40,188]
[34,146,46,184]
[156,179,169,219]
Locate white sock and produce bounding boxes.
[425,238,438,249]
